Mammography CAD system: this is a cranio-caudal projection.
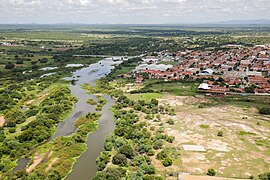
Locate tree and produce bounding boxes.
[162,158,172,167]
[150,99,158,106]
[153,140,163,150]
[48,170,61,180]
[104,167,126,180]
[245,85,256,93]
[112,153,127,166]
[119,144,134,159]
[259,107,270,115]
[16,59,24,64]
[166,119,174,125]
[104,141,113,151]
[39,58,48,63]
[140,164,156,174]
[157,150,168,160]
[207,169,216,176]
[133,156,151,167]
[5,62,15,69]
[93,167,126,180]
[166,136,175,143]
[258,172,270,180]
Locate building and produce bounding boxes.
[198,83,211,90]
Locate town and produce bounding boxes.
[122,45,270,96]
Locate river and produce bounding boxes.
[14,58,122,179]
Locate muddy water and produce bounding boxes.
[52,58,121,139]
[15,58,121,177]
[66,95,115,180]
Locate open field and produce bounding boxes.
[157,95,270,178]
[127,93,162,102]
[147,82,199,96]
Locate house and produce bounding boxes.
[248,76,269,84]
[142,58,159,64]
[198,83,211,90]
[136,64,173,72]
[135,76,144,83]
[201,68,214,75]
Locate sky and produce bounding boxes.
[0,0,270,24]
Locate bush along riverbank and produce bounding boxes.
[11,112,101,179]
[0,83,78,177]
[10,77,109,179]
[81,78,177,180]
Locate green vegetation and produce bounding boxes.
[258,172,270,180]
[0,84,77,177]
[198,95,270,114]
[200,124,209,129]
[86,98,97,105]
[127,93,162,102]
[217,131,224,137]
[207,168,216,176]
[238,131,256,136]
[88,65,179,179]
[96,96,107,111]
[11,112,101,179]
[145,81,199,96]
[106,57,142,78]
[259,107,270,115]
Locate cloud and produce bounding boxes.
[0,0,269,23]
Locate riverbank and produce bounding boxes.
[24,112,101,179]
[1,81,78,176]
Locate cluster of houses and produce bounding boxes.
[121,45,270,95]
[0,41,23,47]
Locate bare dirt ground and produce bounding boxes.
[25,93,48,105]
[157,95,270,179]
[26,153,45,173]
[179,174,243,180]
[0,116,5,127]
[46,158,59,172]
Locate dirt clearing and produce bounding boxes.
[157,95,270,178]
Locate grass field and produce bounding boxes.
[157,61,179,66]
[112,66,134,76]
[208,95,270,110]
[148,82,199,96]
[127,93,162,101]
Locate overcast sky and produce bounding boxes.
[0,0,269,24]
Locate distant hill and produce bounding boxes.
[210,19,270,25]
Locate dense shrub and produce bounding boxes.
[119,144,134,159]
[93,167,126,180]
[258,172,270,180]
[5,62,15,69]
[112,153,127,166]
[207,169,216,176]
[162,158,172,167]
[140,164,156,174]
[259,107,270,115]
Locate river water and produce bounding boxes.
[14,58,122,179]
